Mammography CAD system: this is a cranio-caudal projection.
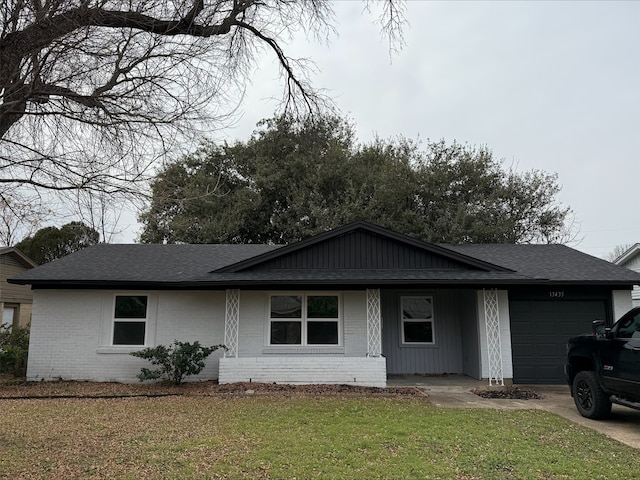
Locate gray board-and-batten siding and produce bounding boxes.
[382,288,480,378]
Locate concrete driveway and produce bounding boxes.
[423,384,640,449]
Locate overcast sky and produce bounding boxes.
[122,1,640,259]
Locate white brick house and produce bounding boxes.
[11,222,640,386]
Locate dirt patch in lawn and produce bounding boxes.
[0,377,422,399]
[473,386,542,400]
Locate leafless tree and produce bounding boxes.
[1,0,405,234]
[607,243,636,263]
[0,194,50,245]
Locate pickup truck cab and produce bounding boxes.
[565,306,640,419]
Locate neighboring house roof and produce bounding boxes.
[613,243,640,268]
[0,247,38,269]
[10,222,640,288]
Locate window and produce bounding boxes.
[401,296,434,344]
[112,295,148,346]
[616,311,640,339]
[269,294,340,345]
[2,305,17,330]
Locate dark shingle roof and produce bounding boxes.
[10,224,640,288]
[441,244,640,283]
[11,244,280,284]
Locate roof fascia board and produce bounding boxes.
[613,243,640,265]
[23,277,639,290]
[214,221,514,273]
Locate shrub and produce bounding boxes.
[0,323,30,377]
[130,340,225,385]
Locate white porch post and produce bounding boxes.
[483,288,504,386]
[366,288,382,357]
[224,289,240,358]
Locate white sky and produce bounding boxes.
[119,1,640,259]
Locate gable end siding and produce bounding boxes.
[1,264,34,304]
[1,255,25,268]
[251,230,473,270]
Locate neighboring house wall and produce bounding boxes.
[625,256,640,308]
[612,290,634,319]
[2,303,32,329]
[624,253,640,272]
[632,289,640,308]
[382,288,476,376]
[27,289,226,382]
[615,249,640,307]
[0,252,34,328]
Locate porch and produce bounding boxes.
[220,288,511,388]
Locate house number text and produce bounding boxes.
[549,291,565,298]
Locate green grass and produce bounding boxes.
[0,395,638,479]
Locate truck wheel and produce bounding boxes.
[572,370,612,419]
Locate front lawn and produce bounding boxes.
[0,394,637,479]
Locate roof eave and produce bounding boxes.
[22,278,638,290]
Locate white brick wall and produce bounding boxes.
[27,288,375,384]
[219,356,387,387]
[343,291,368,356]
[27,290,226,382]
[237,291,267,356]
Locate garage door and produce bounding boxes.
[510,300,607,384]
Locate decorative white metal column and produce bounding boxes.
[483,289,504,386]
[224,289,240,358]
[366,289,382,357]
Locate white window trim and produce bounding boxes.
[96,292,158,351]
[111,294,150,347]
[400,295,435,345]
[2,304,18,330]
[267,292,342,347]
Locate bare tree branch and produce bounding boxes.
[0,0,405,236]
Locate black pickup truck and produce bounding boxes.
[565,306,640,419]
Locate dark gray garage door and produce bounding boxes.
[510,300,607,384]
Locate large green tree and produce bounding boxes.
[15,221,100,264]
[139,115,574,245]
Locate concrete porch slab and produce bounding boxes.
[387,374,490,391]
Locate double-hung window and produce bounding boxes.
[269,294,340,345]
[112,295,148,346]
[401,296,434,344]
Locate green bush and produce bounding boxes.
[130,340,225,385]
[0,324,30,377]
